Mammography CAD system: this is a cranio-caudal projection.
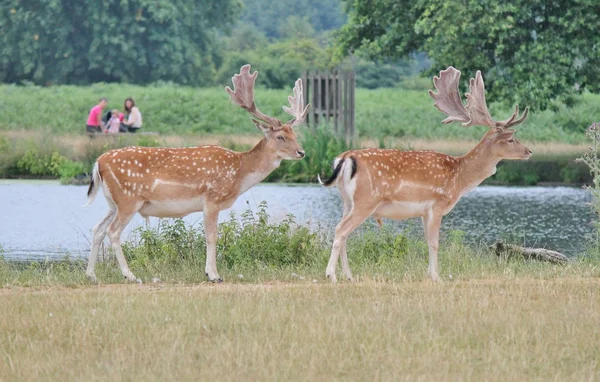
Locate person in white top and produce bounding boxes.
[122,97,143,133]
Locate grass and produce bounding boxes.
[0,82,596,143]
[1,279,600,380]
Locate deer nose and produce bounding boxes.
[297,150,305,158]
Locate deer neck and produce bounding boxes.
[238,138,281,192]
[455,139,501,194]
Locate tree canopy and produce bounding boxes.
[0,0,241,86]
[338,0,600,110]
[238,0,345,39]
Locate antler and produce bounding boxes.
[464,71,496,127]
[428,67,470,125]
[429,66,528,130]
[283,78,310,126]
[225,64,282,127]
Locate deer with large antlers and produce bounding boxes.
[84,65,310,283]
[319,66,532,283]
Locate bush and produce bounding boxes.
[491,157,591,185]
[267,125,353,182]
[576,123,600,245]
[57,160,86,184]
[123,202,327,269]
[16,147,66,177]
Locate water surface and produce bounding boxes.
[0,180,593,260]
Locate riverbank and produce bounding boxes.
[0,130,592,186]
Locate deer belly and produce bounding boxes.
[139,197,205,218]
[374,201,432,220]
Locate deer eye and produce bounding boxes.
[507,139,515,143]
[277,136,285,142]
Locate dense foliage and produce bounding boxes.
[0,0,241,85]
[238,0,346,39]
[0,0,421,89]
[338,0,600,110]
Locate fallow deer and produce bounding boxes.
[319,66,532,283]
[84,64,310,283]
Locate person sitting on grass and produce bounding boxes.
[86,97,107,134]
[121,97,142,133]
[106,109,122,134]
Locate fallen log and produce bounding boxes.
[491,242,570,264]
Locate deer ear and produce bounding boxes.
[496,129,515,139]
[251,118,270,133]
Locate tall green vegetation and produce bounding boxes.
[338,0,600,110]
[0,0,241,85]
[577,123,600,245]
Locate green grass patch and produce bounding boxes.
[0,83,595,143]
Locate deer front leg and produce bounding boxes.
[203,209,222,283]
[422,212,443,282]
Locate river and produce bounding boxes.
[0,180,594,260]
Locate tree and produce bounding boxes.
[337,0,600,110]
[239,0,346,39]
[0,0,242,85]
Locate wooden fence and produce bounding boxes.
[301,69,355,142]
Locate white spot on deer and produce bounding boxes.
[127,169,131,176]
[146,169,150,173]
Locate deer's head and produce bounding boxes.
[226,65,310,160]
[429,67,532,161]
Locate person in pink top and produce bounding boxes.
[106,109,122,134]
[86,98,108,134]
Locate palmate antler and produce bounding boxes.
[225,64,310,129]
[428,66,528,130]
[283,78,310,126]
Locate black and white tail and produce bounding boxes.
[83,162,101,207]
[317,156,357,187]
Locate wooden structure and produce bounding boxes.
[302,69,355,141]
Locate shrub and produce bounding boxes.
[122,201,327,269]
[16,147,66,177]
[267,125,352,182]
[57,160,87,184]
[576,123,600,245]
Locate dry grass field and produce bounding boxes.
[1,278,599,381]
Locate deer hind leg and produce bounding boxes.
[337,187,355,281]
[86,205,117,282]
[203,209,222,283]
[422,212,443,282]
[327,204,376,283]
[106,203,142,283]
